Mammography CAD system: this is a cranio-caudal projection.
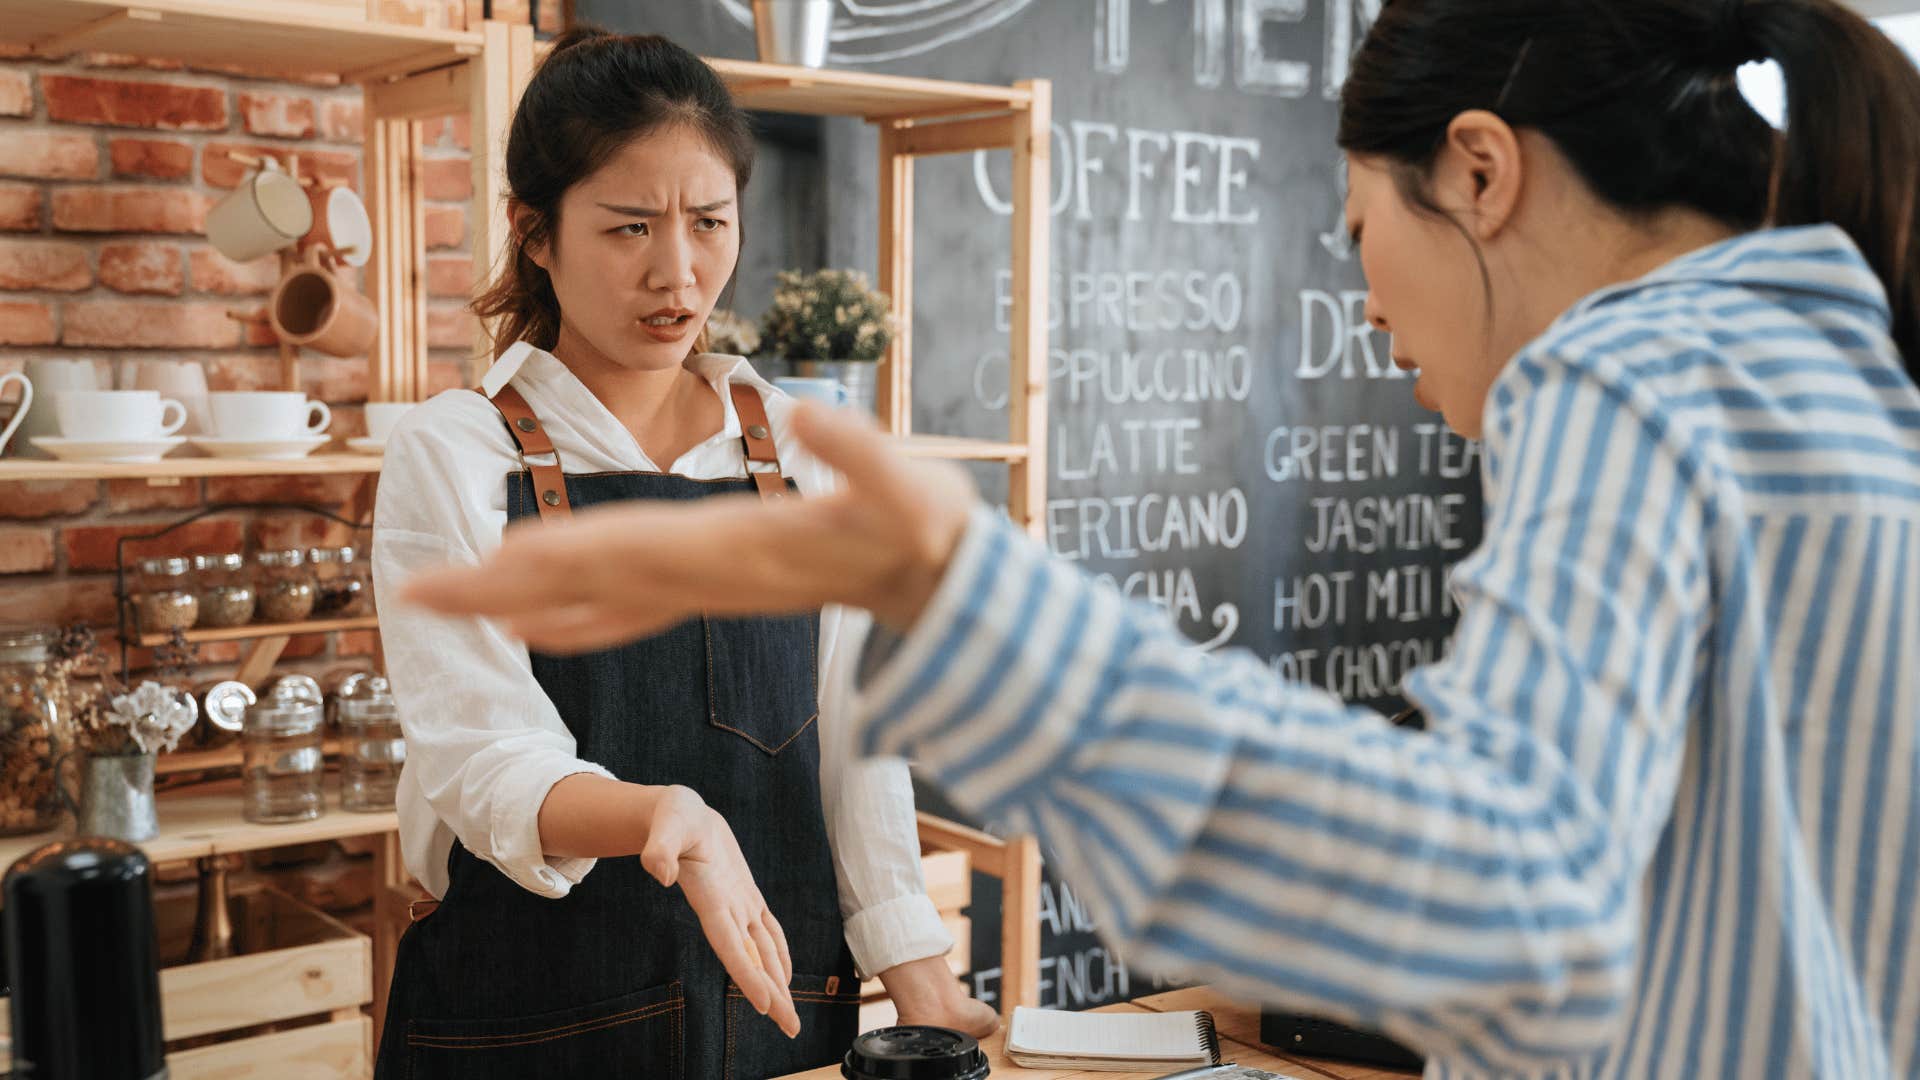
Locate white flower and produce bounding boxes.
[109,681,198,755]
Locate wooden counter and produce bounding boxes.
[776,986,1421,1080]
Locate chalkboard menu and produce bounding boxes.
[578,0,1485,1014]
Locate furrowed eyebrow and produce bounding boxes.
[595,198,735,216]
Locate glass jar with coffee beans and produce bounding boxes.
[0,626,64,836]
[193,552,255,629]
[135,557,199,634]
[308,545,371,618]
[253,549,316,624]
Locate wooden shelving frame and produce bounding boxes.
[0,4,1054,1057]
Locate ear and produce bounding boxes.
[509,198,551,271]
[1431,110,1524,241]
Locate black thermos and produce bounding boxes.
[4,838,166,1079]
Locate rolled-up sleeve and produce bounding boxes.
[817,592,954,978]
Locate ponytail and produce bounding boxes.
[1751,0,1920,362]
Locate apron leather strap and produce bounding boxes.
[488,380,792,519]
[729,383,790,501]
[489,383,574,522]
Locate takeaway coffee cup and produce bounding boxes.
[841,1026,990,1080]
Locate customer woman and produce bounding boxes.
[402,0,1920,1076]
[370,28,992,1080]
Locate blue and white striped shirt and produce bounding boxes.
[853,226,1920,1078]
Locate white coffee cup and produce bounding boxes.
[54,390,187,441]
[122,360,212,437]
[14,359,101,457]
[0,372,31,456]
[209,391,331,441]
[363,402,415,443]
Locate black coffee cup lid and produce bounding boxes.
[842,1025,990,1080]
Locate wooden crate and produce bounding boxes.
[1,885,370,1076]
[168,1015,370,1080]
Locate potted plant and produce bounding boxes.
[68,665,196,843]
[758,268,896,412]
[704,307,762,359]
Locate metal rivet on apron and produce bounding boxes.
[747,424,769,440]
[543,490,561,507]
[517,417,537,433]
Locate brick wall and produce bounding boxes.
[0,49,482,644]
[0,43,490,916]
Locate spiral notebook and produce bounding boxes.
[1006,1006,1221,1071]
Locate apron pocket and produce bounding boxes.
[405,980,684,1080]
[705,613,818,755]
[724,973,862,1080]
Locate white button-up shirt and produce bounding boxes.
[372,342,951,978]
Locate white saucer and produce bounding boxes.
[346,436,386,455]
[31,436,188,463]
[188,435,331,461]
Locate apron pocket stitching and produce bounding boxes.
[708,712,819,756]
[703,615,820,756]
[405,1001,683,1049]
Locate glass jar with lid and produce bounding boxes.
[338,676,402,812]
[308,545,371,618]
[253,549,316,624]
[135,557,199,634]
[192,553,255,629]
[241,683,324,824]
[0,625,64,837]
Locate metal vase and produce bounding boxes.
[77,753,159,844]
[788,359,877,414]
[751,0,836,68]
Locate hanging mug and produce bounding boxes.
[0,371,31,457]
[304,185,373,269]
[206,158,314,263]
[269,247,379,358]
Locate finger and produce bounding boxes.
[400,554,577,618]
[500,604,681,655]
[704,913,772,1015]
[748,913,787,994]
[788,402,905,495]
[761,908,793,990]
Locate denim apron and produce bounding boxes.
[374,383,860,1080]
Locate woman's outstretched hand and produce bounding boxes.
[400,403,977,653]
[642,786,799,1037]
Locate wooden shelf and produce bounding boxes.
[896,434,1031,462]
[708,57,1034,121]
[136,615,379,648]
[0,780,397,870]
[156,738,345,777]
[0,0,481,82]
[0,453,381,483]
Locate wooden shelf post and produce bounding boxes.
[1008,81,1051,538]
